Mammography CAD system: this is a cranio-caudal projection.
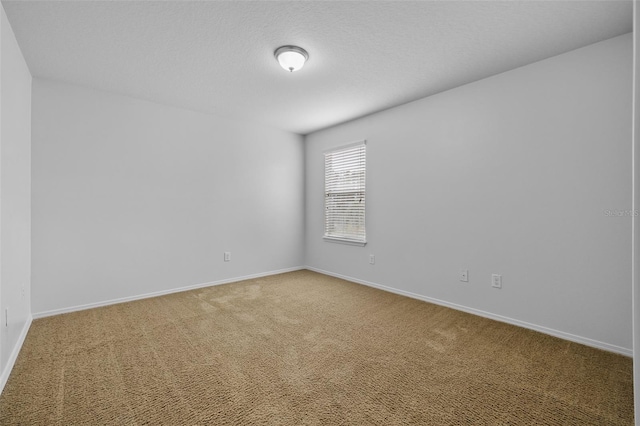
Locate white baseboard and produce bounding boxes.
[305,266,633,357]
[29,264,633,356]
[32,266,305,319]
[0,314,33,395]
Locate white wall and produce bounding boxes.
[305,34,633,354]
[31,79,304,314]
[0,4,32,390]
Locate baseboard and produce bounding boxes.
[32,266,305,319]
[30,265,633,356]
[0,314,33,395]
[305,266,633,357]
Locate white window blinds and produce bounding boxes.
[324,141,366,245]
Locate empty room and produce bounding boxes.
[0,0,638,424]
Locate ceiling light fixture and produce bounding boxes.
[274,45,309,73]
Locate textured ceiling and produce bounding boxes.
[1,0,633,135]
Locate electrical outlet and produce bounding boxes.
[459,269,468,282]
[492,274,502,289]
[224,252,231,262]
[369,255,375,265]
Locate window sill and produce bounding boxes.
[323,236,367,247]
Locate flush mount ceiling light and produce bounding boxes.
[274,45,309,73]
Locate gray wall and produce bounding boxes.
[31,79,305,314]
[632,1,638,422]
[305,34,633,353]
[0,5,32,388]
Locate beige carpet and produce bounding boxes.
[0,270,633,425]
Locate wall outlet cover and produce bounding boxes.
[492,274,502,289]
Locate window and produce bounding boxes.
[324,141,366,245]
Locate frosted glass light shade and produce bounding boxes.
[274,46,309,72]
